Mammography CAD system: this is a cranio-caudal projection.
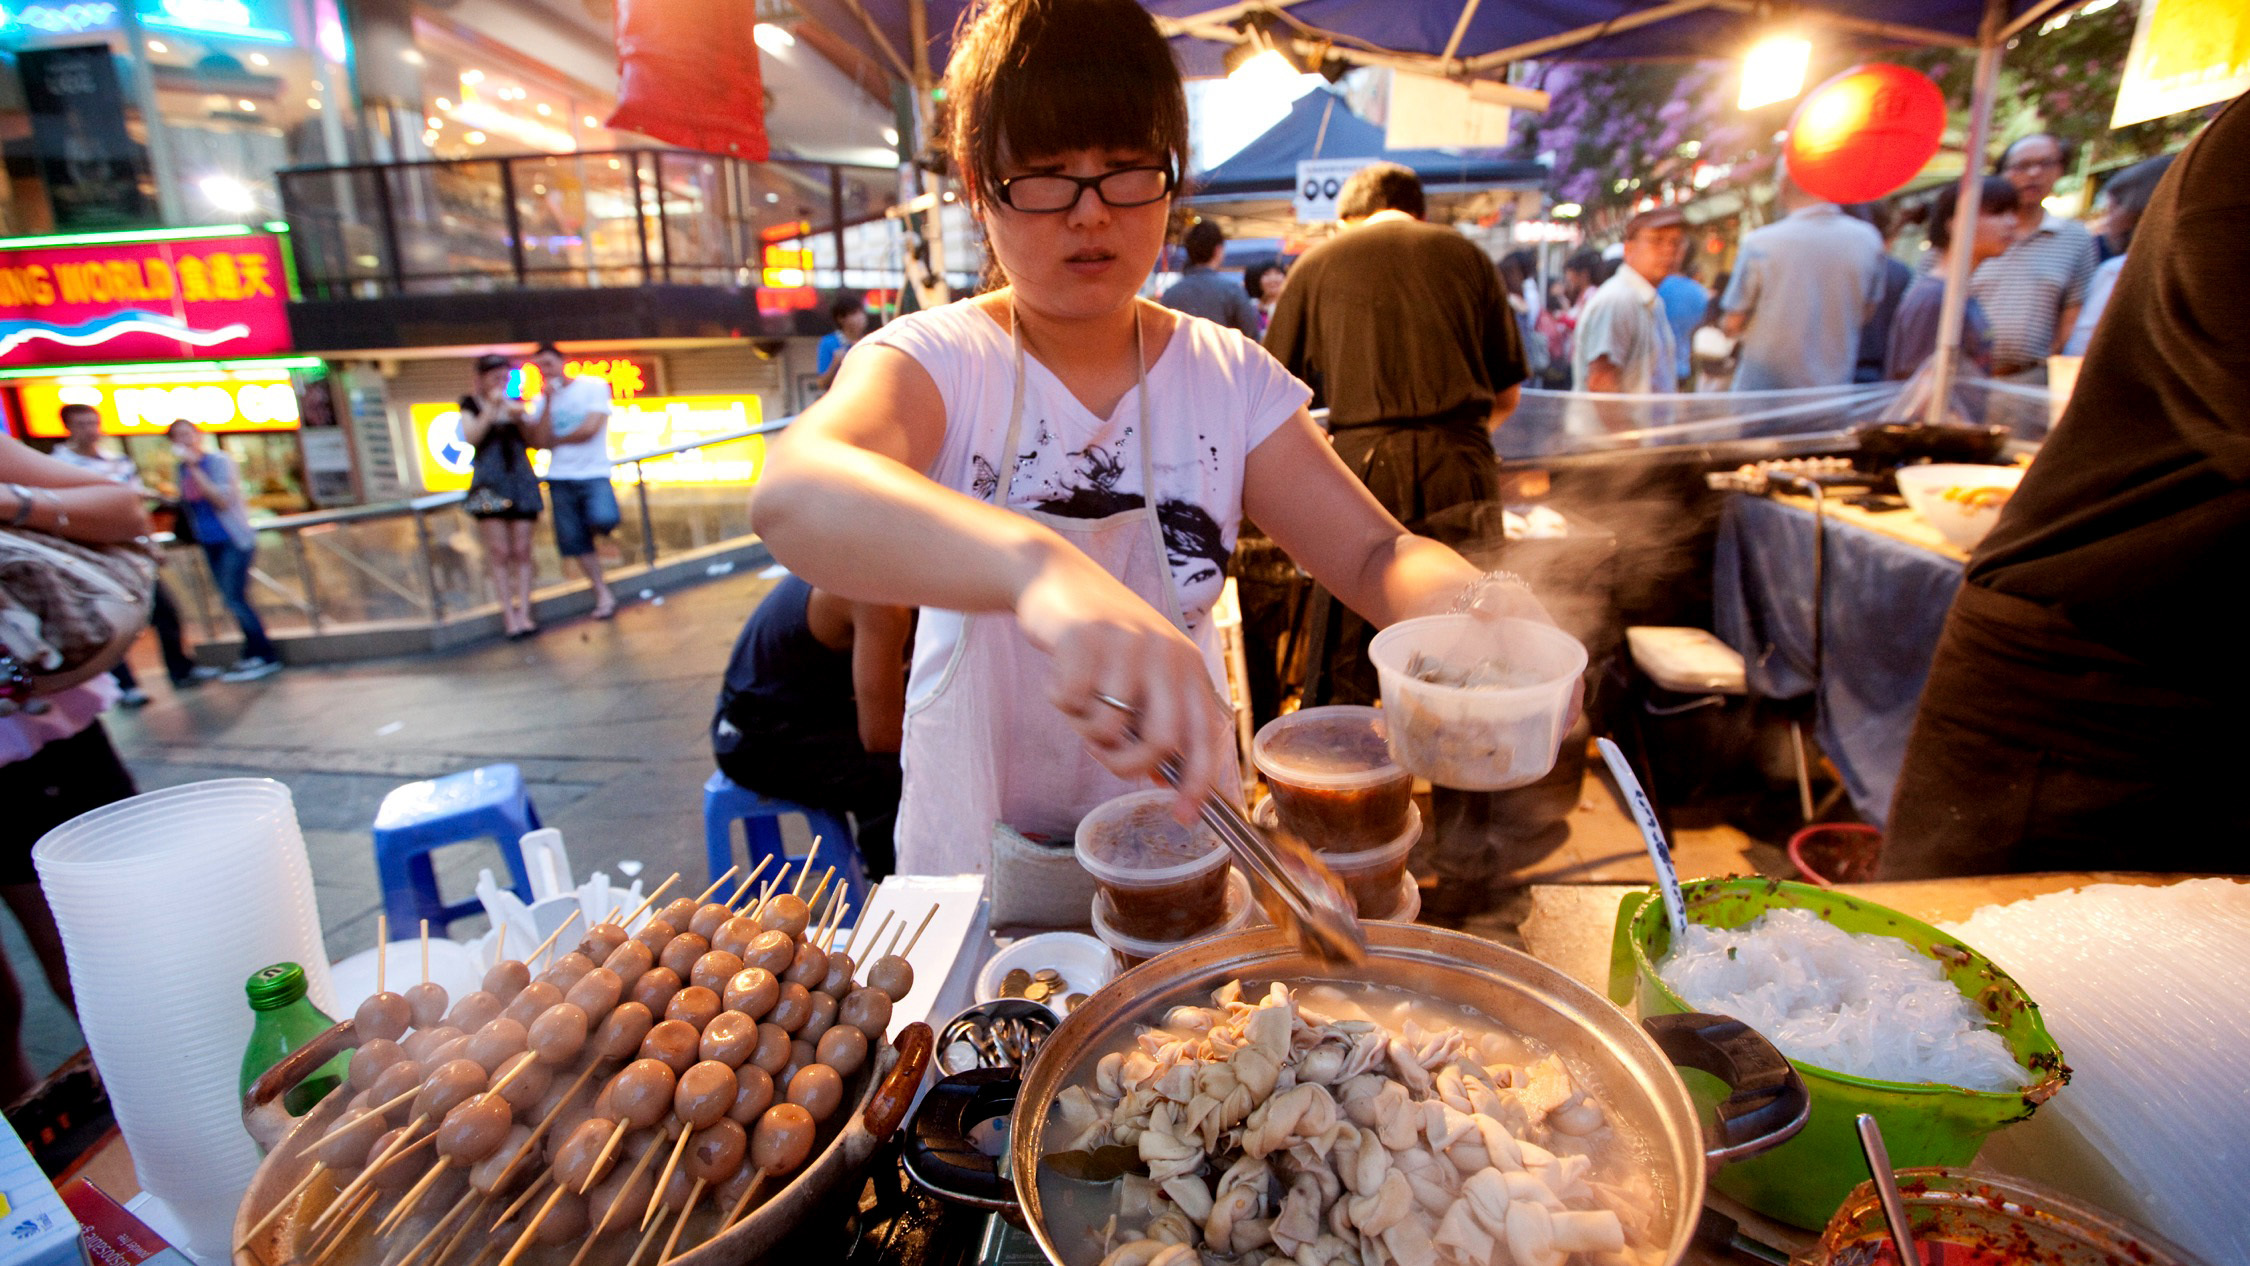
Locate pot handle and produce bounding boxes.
[241,1018,359,1153]
[864,1022,935,1142]
[1642,1011,1810,1173]
[903,1069,1021,1212]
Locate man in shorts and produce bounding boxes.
[529,343,619,619]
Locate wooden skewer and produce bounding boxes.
[817,895,848,951]
[856,911,896,966]
[903,904,942,956]
[416,1193,493,1266]
[307,1186,379,1266]
[484,1051,539,1100]
[374,1155,455,1237]
[489,1062,598,1191]
[421,918,431,984]
[528,910,583,968]
[377,914,389,994]
[618,1200,673,1266]
[466,1242,503,1266]
[790,859,815,899]
[316,1122,435,1228]
[880,920,906,961]
[614,874,682,930]
[641,1125,696,1229]
[425,1193,495,1266]
[495,1184,570,1266]
[693,865,739,904]
[716,1170,767,1234]
[389,1187,478,1266]
[494,924,507,962]
[304,1086,415,1152]
[237,1160,326,1250]
[300,1184,369,1261]
[726,855,773,908]
[491,1170,553,1232]
[749,872,784,918]
[806,889,838,952]
[579,1118,633,1194]
[654,1178,705,1266]
[840,882,881,958]
[803,868,837,917]
[565,1130,666,1266]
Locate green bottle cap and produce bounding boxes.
[245,962,309,1010]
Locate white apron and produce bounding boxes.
[894,305,1227,875]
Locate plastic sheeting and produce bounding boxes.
[1496,382,1904,461]
[1712,493,1963,829]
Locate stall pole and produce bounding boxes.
[1923,0,2009,423]
[634,465,656,567]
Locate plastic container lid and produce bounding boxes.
[1075,789,1227,890]
[1252,705,1407,792]
[1366,614,1588,791]
[1092,870,1254,961]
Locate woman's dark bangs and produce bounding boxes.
[983,1,1185,187]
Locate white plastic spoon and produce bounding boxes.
[1595,737,1689,944]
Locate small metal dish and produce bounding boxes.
[936,998,1057,1075]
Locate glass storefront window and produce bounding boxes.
[412,14,617,159]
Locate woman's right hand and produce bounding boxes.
[1014,546,1231,818]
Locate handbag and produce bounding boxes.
[0,526,159,697]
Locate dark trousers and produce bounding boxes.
[200,542,277,662]
[1883,583,2248,879]
[715,723,901,879]
[109,581,197,690]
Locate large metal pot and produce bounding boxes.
[910,923,1808,1266]
[236,1018,933,1266]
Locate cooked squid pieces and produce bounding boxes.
[1049,981,1660,1266]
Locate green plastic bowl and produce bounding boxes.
[1607,878,2068,1230]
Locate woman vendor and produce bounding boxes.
[752,0,1553,875]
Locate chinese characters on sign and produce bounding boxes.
[0,231,293,367]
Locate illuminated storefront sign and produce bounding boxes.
[516,357,655,400]
[0,2,119,35]
[19,374,302,436]
[0,228,293,368]
[134,0,291,42]
[411,394,766,492]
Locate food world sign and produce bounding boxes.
[0,230,292,369]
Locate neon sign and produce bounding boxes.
[410,395,767,491]
[134,0,291,42]
[515,357,654,401]
[20,375,299,435]
[0,230,292,368]
[1,2,119,35]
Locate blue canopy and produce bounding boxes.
[1188,87,1547,199]
[789,0,2061,89]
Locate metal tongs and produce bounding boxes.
[1096,693,1367,964]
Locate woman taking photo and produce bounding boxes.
[752,0,1557,875]
[459,353,545,638]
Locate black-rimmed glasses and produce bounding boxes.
[996,166,1175,213]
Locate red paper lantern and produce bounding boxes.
[608,0,770,160]
[1784,63,1946,203]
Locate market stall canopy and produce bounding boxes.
[788,0,2071,88]
[1187,87,1547,199]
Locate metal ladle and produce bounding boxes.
[1094,693,1366,964]
[1856,1113,1923,1266]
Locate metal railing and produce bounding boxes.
[167,417,791,644]
[277,149,900,300]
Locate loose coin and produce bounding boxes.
[1065,993,1087,1012]
[1023,981,1050,1001]
[1000,968,1032,998]
[1033,968,1062,984]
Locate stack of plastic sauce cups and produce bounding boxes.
[33,778,336,1262]
[1252,706,1422,921]
[1077,790,1253,969]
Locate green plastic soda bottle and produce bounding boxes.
[240,962,350,1122]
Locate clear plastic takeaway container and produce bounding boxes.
[1252,797,1420,918]
[1252,705,1414,852]
[1368,614,1587,790]
[1075,789,1231,941]
[1093,870,1256,970]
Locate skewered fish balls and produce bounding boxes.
[578,922,631,963]
[866,954,913,1002]
[749,1024,791,1076]
[401,1024,459,1062]
[640,1019,701,1074]
[368,1059,427,1113]
[799,992,838,1044]
[742,930,795,978]
[666,986,722,1032]
[444,988,503,1032]
[633,918,678,955]
[722,968,779,1020]
[768,983,813,1034]
[711,916,761,960]
[602,937,655,985]
[628,966,682,1015]
[404,981,450,1030]
[313,1107,389,1169]
[434,1092,512,1164]
[784,1063,844,1123]
[814,1025,868,1079]
[501,980,564,1028]
[552,1116,621,1193]
[482,957,531,1002]
[727,1064,774,1125]
[687,902,732,941]
[607,1059,679,1131]
[464,1017,528,1072]
[673,1060,737,1130]
[749,1103,816,1174]
[412,1057,489,1122]
[684,1118,748,1184]
[658,932,709,980]
[348,1038,407,1092]
[818,954,856,998]
[690,950,744,994]
[758,894,811,940]
[529,1002,590,1065]
[592,1001,655,1063]
[356,991,413,1043]
[565,966,625,1018]
[783,940,828,989]
[839,987,892,1040]
[657,897,702,932]
[469,1123,535,1194]
[539,950,597,992]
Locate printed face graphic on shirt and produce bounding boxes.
[975,422,1230,633]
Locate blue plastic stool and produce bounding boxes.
[374,764,540,935]
[702,771,868,915]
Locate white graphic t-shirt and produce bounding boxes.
[857,301,1311,708]
[539,375,615,480]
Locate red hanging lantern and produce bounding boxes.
[1783,63,1946,203]
[608,0,770,159]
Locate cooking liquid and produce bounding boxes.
[1034,978,1670,1266]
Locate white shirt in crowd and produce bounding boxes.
[540,376,615,480]
[856,303,1310,709]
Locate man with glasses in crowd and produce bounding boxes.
[1972,133,2099,378]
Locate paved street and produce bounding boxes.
[10,565,784,1073]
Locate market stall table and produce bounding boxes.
[1713,492,1964,829]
